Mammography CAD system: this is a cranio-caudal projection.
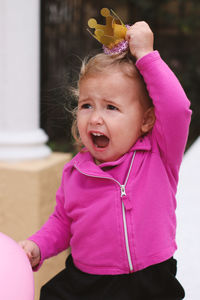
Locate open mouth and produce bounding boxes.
[90,132,110,148]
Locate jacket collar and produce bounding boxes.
[73,133,151,177]
[129,133,152,152]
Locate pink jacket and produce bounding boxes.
[29,51,191,275]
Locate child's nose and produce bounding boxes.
[89,110,104,125]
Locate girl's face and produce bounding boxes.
[77,68,147,164]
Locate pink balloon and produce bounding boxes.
[0,232,34,300]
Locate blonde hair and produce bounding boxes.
[71,51,152,150]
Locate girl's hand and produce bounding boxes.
[126,21,154,60]
[19,240,41,268]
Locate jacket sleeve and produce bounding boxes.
[136,51,192,178]
[28,168,71,270]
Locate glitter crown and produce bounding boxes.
[87,8,129,55]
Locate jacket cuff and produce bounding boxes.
[136,50,160,70]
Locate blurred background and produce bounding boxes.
[40,0,200,153]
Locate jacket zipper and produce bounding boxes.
[74,151,136,272]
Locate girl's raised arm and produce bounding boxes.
[127,22,191,176]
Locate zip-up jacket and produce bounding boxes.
[29,51,192,274]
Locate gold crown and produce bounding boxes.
[87,8,127,50]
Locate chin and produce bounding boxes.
[94,153,121,164]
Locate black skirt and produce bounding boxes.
[40,255,185,300]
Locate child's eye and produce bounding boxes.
[107,104,118,111]
[80,103,92,109]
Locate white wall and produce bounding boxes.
[176,137,200,299]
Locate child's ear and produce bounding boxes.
[141,107,156,133]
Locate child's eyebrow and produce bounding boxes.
[78,97,122,108]
[78,98,91,104]
[103,98,121,107]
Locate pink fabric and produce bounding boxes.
[29,51,191,274]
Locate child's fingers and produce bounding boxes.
[19,242,32,260]
[126,22,145,36]
[18,241,28,253]
[26,250,40,267]
[19,240,30,252]
[19,241,40,267]
[27,251,33,260]
[30,256,40,268]
[126,21,154,59]
[126,21,152,41]
[19,241,35,257]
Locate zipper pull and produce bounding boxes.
[120,185,132,210]
[120,185,126,197]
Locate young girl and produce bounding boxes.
[20,21,191,299]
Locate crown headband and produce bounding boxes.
[87,8,129,55]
